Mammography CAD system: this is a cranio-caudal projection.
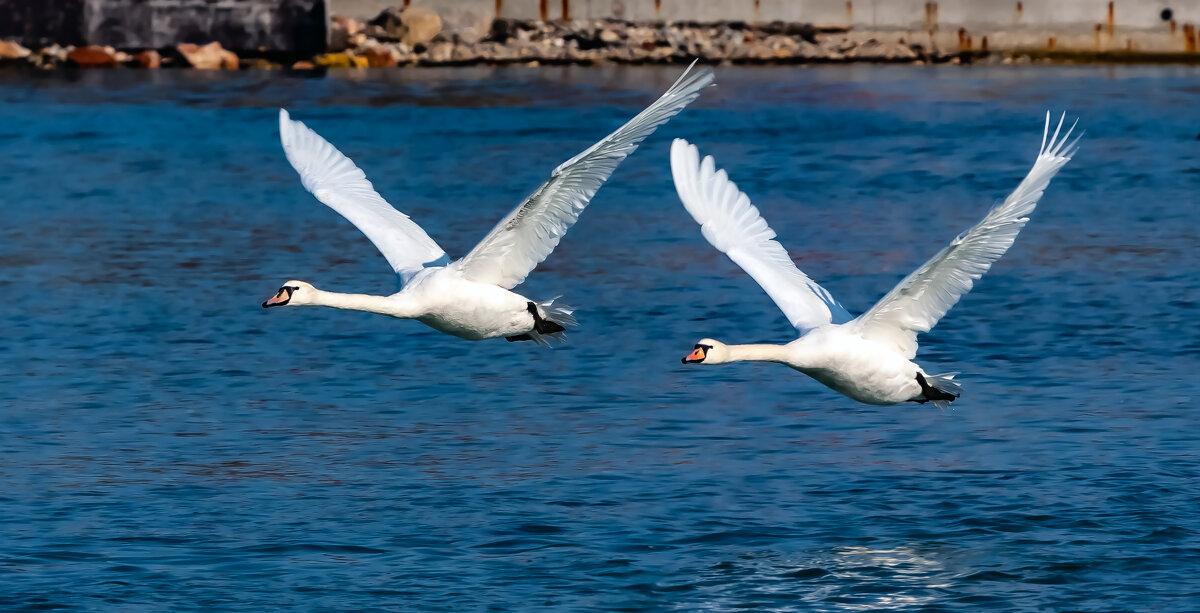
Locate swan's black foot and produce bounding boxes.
[527,302,565,334]
[506,334,533,342]
[915,372,958,403]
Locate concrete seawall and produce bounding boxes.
[336,0,1197,28]
[1,0,1197,65]
[335,0,1200,54]
[345,0,1200,54]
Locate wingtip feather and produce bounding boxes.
[1037,111,1082,162]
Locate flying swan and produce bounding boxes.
[263,63,713,345]
[674,114,1079,407]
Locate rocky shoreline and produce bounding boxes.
[0,6,1190,70]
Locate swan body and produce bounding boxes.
[264,63,714,345]
[675,114,1079,406]
[274,271,537,340]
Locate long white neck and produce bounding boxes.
[721,343,794,365]
[309,289,421,319]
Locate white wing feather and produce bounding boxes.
[671,139,853,333]
[457,62,715,289]
[278,109,447,285]
[854,113,1080,358]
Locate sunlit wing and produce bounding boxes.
[671,139,853,333]
[853,112,1080,358]
[279,109,448,285]
[456,61,715,289]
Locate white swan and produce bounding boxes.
[263,63,713,345]
[674,114,1079,406]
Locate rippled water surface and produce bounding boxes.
[1,65,1198,611]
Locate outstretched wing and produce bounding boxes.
[671,139,852,333]
[456,62,715,289]
[278,109,447,284]
[853,113,1080,358]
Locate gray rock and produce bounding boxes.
[437,4,492,45]
[400,7,442,48]
[424,41,454,63]
[368,6,441,48]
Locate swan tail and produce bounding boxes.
[917,372,963,409]
[539,297,577,329]
[520,298,576,346]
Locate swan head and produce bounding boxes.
[262,280,316,308]
[682,338,728,365]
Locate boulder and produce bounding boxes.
[241,57,282,69]
[451,44,480,63]
[400,7,442,48]
[488,18,519,43]
[0,39,30,59]
[66,45,119,67]
[437,4,494,45]
[135,49,160,68]
[423,41,454,63]
[359,43,398,67]
[369,7,442,48]
[476,41,515,62]
[329,16,362,52]
[32,44,67,69]
[176,42,238,69]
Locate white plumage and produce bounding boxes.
[460,64,714,290]
[265,63,714,345]
[675,113,1079,406]
[278,109,448,284]
[670,141,853,332]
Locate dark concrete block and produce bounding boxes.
[0,0,327,54]
[0,0,88,47]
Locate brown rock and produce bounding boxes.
[0,40,31,59]
[360,44,397,67]
[177,42,238,69]
[135,49,161,68]
[329,15,362,52]
[242,57,282,69]
[67,45,119,67]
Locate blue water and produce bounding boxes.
[1,65,1198,611]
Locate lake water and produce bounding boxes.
[1,64,1197,611]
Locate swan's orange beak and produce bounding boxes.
[262,286,293,308]
[682,346,707,364]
